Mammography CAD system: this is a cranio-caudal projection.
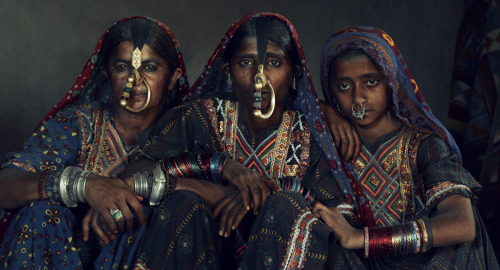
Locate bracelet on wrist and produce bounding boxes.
[363,217,433,258]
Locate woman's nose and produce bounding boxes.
[352,84,366,103]
[134,72,145,86]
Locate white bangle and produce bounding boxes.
[364,227,370,258]
[149,162,166,206]
[60,167,77,207]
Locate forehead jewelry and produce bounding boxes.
[352,103,366,120]
[119,21,153,113]
[119,48,152,113]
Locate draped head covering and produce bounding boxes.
[184,12,354,193]
[37,16,189,129]
[320,27,462,162]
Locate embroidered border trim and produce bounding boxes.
[281,210,317,270]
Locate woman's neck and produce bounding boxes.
[112,105,160,147]
[356,112,402,144]
[238,102,284,136]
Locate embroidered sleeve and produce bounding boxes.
[417,135,480,209]
[302,139,348,209]
[2,106,84,172]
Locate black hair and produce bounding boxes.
[224,17,300,68]
[101,17,179,73]
[223,17,300,101]
[101,17,181,110]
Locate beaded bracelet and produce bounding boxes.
[363,217,433,258]
[45,171,62,204]
[38,170,52,200]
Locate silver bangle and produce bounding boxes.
[149,162,166,206]
[133,171,152,198]
[68,167,83,206]
[76,170,90,203]
[60,167,77,207]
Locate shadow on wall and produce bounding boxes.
[446,0,500,259]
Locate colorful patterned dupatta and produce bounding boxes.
[37,16,189,130]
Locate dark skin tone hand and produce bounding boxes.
[213,188,251,238]
[312,195,476,250]
[318,100,361,162]
[82,174,146,243]
[221,158,280,215]
[84,154,282,243]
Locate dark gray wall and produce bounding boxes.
[0,0,464,163]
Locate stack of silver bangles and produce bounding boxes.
[133,161,173,206]
[45,166,90,207]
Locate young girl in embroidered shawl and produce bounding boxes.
[314,27,499,269]
[0,17,188,269]
[131,12,359,270]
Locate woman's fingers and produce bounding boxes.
[219,197,239,237]
[82,210,92,242]
[213,193,236,218]
[92,211,111,245]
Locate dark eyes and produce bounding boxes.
[238,58,281,67]
[115,64,129,72]
[267,59,281,67]
[337,82,351,91]
[143,64,158,72]
[335,79,380,92]
[239,59,253,66]
[113,63,158,73]
[366,79,379,87]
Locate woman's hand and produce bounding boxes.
[213,189,250,238]
[82,208,113,245]
[312,202,363,250]
[84,174,146,234]
[222,158,280,215]
[319,100,361,162]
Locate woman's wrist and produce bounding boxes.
[350,228,364,250]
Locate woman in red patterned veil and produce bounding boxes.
[0,16,188,269]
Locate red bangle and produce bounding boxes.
[38,170,51,200]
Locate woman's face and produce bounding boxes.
[328,54,390,127]
[106,41,180,113]
[228,37,294,117]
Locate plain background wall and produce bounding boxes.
[0,0,464,163]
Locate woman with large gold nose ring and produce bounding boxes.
[119,49,152,113]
